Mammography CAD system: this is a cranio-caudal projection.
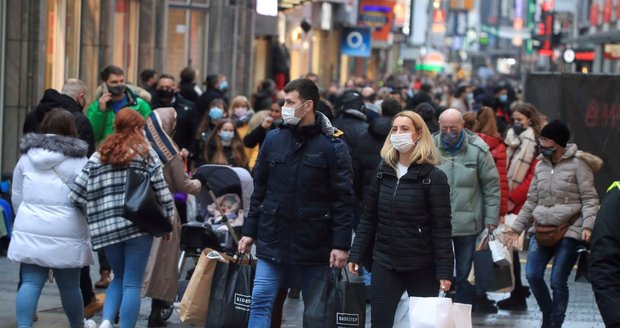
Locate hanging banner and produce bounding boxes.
[359,0,396,46]
[341,27,372,57]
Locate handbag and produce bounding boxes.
[123,165,172,237]
[534,213,580,248]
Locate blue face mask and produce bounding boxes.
[441,130,460,146]
[209,107,224,121]
[219,81,229,92]
[219,130,234,142]
[499,94,508,103]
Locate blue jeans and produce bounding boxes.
[526,237,580,325]
[452,234,477,304]
[16,264,83,328]
[248,259,331,328]
[102,235,153,328]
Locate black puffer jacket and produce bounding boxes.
[349,162,454,280]
[242,113,354,265]
[333,109,369,199]
[356,116,391,201]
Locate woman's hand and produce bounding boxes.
[348,262,360,275]
[503,228,519,248]
[439,280,452,292]
[582,228,592,243]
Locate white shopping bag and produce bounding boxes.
[409,296,472,328]
[489,239,511,263]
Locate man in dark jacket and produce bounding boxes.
[238,78,353,326]
[589,181,620,327]
[23,78,96,156]
[194,74,228,122]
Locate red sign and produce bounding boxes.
[603,0,612,23]
[590,2,599,26]
[575,51,595,62]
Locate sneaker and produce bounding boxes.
[99,320,114,328]
[84,319,97,328]
[84,294,106,318]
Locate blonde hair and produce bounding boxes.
[229,95,251,114]
[380,110,439,170]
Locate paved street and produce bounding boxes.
[0,255,605,328]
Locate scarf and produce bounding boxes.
[505,127,537,190]
[145,108,179,165]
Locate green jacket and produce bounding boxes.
[433,129,500,236]
[86,87,152,143]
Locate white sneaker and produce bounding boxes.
[84,319,97,328]
[99,320,114,328]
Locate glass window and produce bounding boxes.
[113,0,139,83]
[44,0,81,90]
[166,5,208,81]
[65,0,81,79]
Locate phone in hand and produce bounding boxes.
[101,83,109,94]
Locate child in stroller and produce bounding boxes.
[205,193,244,247]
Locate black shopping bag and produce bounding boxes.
[335,271,366,328]
[204,255,255,328]
[575,247,590,283]
[303,270,337,328]
[473,249,513,292]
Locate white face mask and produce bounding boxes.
[390,133,416,153]
[281,101,308,126]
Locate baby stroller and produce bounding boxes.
[163,165,253,320]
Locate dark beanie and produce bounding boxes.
[540,120,570,147]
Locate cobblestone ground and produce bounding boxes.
[0,255,604,328]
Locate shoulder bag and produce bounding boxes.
[534,215,578,247]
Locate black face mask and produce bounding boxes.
[157,89,175,102]
[107,84,126,96]
[512,123,526,135]
[538,145,556,157]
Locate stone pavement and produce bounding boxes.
[0,254,605,328]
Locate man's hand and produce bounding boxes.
[238,236,255,254]
[348,262,360,275]
[582,228,592,243]
[98,92,111,112]
[330,249,348,268]
[261,116,274,129]
[487,224,498,233]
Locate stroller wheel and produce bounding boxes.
[160,301,174,321]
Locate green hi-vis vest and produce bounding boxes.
[608,181,620,192]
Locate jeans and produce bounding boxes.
[370,263,437,328]
[16,263,83,328]
[452,234,477,304]
[102,235,153,328]
[248,259,331,328]
[526,237,580,326]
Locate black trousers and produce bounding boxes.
[98,250,111,273]
[80,266,95,305]
[371,262,438,328]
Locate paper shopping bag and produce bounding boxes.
[409,296,472,328]
[179,248,220,325]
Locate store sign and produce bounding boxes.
[563,49,595,63]
[604,44,620,59]
[359,0,396,42]
[341,27,372,57]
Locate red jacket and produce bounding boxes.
[508,158,538,214]
[477,133,509,216]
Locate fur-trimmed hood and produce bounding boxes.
[20,133,88,170]
[538,143,604,172]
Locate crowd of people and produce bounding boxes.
[3,64,615,328]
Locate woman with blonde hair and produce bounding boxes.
[69,108,175,328]
[228,95,259,167]
[348,111,454,327]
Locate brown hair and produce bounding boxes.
[39,108,78,137]
[203,118,248,168]
[195,99,229,140]
[474,107,500,138]
[463,112,476,131]
[99,108,150,166]
[512,102,544,137]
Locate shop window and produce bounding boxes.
[44,0,81,90]
[167,1,209,81]
[113,0,139,84]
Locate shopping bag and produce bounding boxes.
[303,270,337,328]
[179,248,221,325]
[473,248,513,292]
[334,271,366,327]
[409,294,472,328]
[575,247,590,283]
[204,254,255,328]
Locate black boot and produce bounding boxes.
[148,299,168,327]
[497,286,531,311]
[472,295,498,314]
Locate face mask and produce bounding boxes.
[157,89,175,101]
[219,81,229,92]
[499,94,508,103]
[390,133,416,153]
[218,130,234,142]
[441,130,460,146]
[234,107,248,118]
[466,93,474,101]
[512,123,526,135]
[281,101,308,126]
[539,145,556,157]
[107,84,126,96]
[209,107,224,121]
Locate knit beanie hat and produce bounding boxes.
[540,120,570,147]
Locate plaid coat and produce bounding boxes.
[69,149,174,250]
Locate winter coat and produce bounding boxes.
[589,182,620,327]
[143,154,202,301]
[86,87,152,143]
[23,89,96,156]
[511,144,601,241]
[333,109,369,199]
[9,134,94,268]
[194,87,227,122]
[433,130,501,236]
[476,133,509,216]
[241,113,354,265]
[179,81,200,103]
[69,148,175,250]
[349,162,454,280]
[509,158,538,214]
[151,94,197,151]
[356,116,391,201]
